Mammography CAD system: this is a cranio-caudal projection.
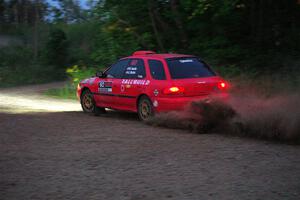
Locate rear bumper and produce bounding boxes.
[151,93,229,113]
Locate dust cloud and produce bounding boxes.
[147,93,300,143]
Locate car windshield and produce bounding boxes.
[166,57,216,79]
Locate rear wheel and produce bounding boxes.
[81,89,106,115]
[138,96,154,121]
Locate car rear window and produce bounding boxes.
[166,57,216,79]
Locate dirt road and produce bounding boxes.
[0,82,81,113]
[1,83,300,200]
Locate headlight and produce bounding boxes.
[77,83,82,90]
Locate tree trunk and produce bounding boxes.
[33,1,39,61]
[13,4,18,25]
[170,0,188,49]
[23,0,29,25]
[153,8,171,37]
[148,0,165,52]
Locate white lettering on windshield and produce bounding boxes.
[179,59,193,63]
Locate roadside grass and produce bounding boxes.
[44,84,77,100]
[43,65,98,100]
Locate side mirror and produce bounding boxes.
[96,71,106,78]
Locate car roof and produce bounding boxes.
[122,51,195,60]
[134,53,194,59]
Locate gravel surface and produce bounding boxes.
[1,83,300,200]
[0,82,81,113]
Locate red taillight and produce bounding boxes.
[217,82,228,90]
[163,86,185,95]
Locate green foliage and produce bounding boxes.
[0,63,61,87]
[66,65,97,86]
[214,64,244,78]
[0,45,63,87]
[1,0,300,90]
[43,65,99,99]
[50,0,87,23]
[0,46,32,68]
[44,28,68,69]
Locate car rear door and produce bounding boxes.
[114,58,149,111]
[147,58,169,96]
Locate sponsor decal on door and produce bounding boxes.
[99,81,113,93]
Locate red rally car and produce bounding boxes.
[77,51,229,120]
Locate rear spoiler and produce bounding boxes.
[132,51,156,56]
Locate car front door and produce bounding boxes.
[94,59,129,108]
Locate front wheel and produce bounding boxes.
[138,96,154,121]
[81,89,106,116]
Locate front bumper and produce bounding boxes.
[151,93,229,113]
[76,84,82,101]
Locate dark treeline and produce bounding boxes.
[0,0,300,87]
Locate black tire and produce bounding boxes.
[137,96,154,121]
[80,89,106,116]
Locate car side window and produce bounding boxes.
[148,59,166,80]
[122,59,146,79]
[106,59,129,78]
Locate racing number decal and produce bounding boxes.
[99,81,113,93]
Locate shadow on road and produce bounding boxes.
[0,109,139,122]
